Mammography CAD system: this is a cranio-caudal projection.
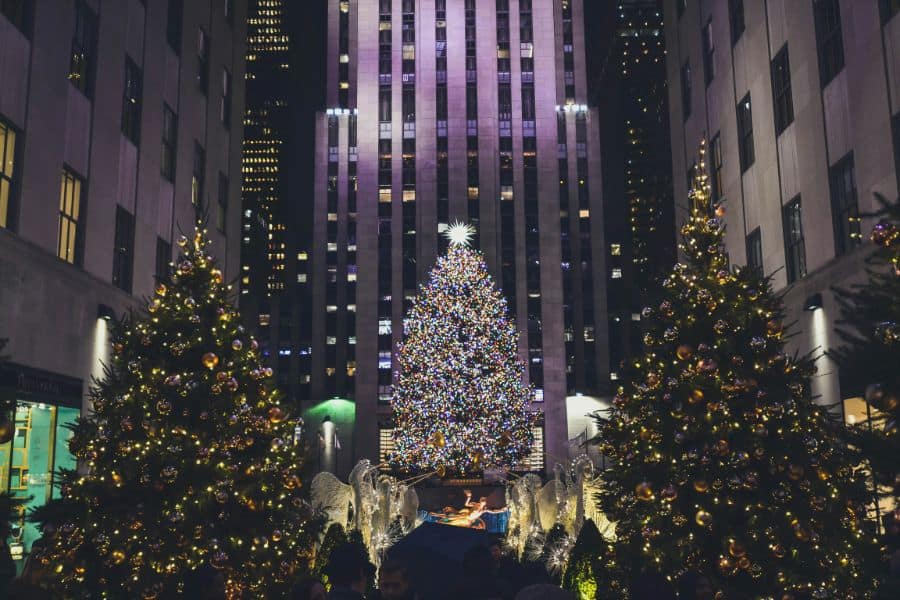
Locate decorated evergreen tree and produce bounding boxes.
[391,223,535,475]
[830,196,900,537]
[596,142,878,598]
[561,520,610,600]
[42,225,318,598]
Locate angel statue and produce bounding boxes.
[505,473,543,559]
[563,454,615,540]
[309,459,377,533]
[536,463,568,531]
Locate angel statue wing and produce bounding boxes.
[536,463,567,532]
[310,471,353,531]
[394,483,420,534]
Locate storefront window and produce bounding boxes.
[1,401,79,567]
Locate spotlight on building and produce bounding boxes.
[803,293,823,312]
[96,303,116,321]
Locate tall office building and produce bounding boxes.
[665,0,900,423]
[593,0,675,377]
[241,0,324,404]
[311,0,609,474]
[0,0,246,566]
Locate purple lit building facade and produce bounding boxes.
[311,0,609,474]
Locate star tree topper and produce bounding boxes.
[445,221,476,247]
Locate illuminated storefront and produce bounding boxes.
[0,363,81,569]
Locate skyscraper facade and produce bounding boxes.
[241,0,323,404]
[593,0,675,378]
[0,0,246,567]
[311,0,608,473]
[665,0,900,423]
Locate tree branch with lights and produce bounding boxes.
[830,195,900,564]
[595,141,879,598]
[41,225,318,598]
[390,223,536,476]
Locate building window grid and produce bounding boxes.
[710,133,724,202]
[68,0,97,97]
[814,0,845,87]
[736,93,754,172]
[166,0,183,53]
[58,168,83,265]
[829,153,861,256]
[680,59,692,120]
[729,0,745,45]
[702,19,715,86]
[782,196,807,283]
[121,57,143,145]
[112,205,135,293]
[0,119,18,230]
[771,45,794,135]
[745,227,763,278]
[161,104,177,182]
[155,237,171,283]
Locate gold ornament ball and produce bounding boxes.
[0,420,14,445]
[431,431,446,448]
[268,406,287,424]
[693,479,709,493]
[695,509,713,527]
[661,485,678,501]
[635,482,654,501]
[202,352,219,370]
[211,269,224,284]
[436,465,447,478]
[676,345,693,360]
[155,283,167,296]
[728,540,746,557]
[689,389,705,404]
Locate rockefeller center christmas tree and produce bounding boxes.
[830,196,900,540]
[390,223,535,475]
[596,142,878,598]
[43,225,317,598]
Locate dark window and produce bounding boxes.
[0,118,19,230]
[161,104,177,181]
[192,141,205,207]
[729,0,745,45]
[814,0,844,87]
[892,113,900,196]
[710,132,724,201]
[68,0,97,97]
[166,0,183,53]
[121,58,143,145]
[0,0,32,36]
[112,206,135,293]
[217,172,228,232]
[702,20,715,86]
[681,60,692,120]
[220,68,231,128]
[197,29,210,95]
[829,152,860,256]
[782,196,807,283]
[58,168,84,265]
[676,0,686,19]
[745,228,762,277]
[155,237,171,283]
[771,45,794,135]
[736,94,754,172]
[881,0,900,23]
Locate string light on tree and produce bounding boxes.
[39,224,318,598]
[390,224,536,475]
[595,140,879,598]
